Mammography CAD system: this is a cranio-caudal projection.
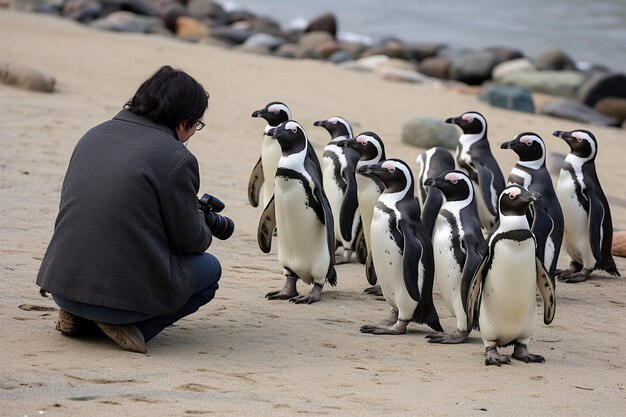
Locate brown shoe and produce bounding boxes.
[96,322,147,354]
[56,309,81,335]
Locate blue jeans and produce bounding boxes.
[53,253,221,342]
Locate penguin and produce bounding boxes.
[313,116,362,264]
[257,120,336,304]
[466,185,556,366]
[249,102,322,209]
[445,111,505,233]
[357,159,443,335]
[415,147,456,237]
[336,132,387,294]
[501,132,564,283]
[423,170,487,344]
[552,129,620,283]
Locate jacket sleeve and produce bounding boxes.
[159,153,212,254]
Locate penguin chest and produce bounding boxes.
[479,239,537,345]
[370,210,418,318]
[261,136,281,206]
[556,172,592,265]
[274,178,329,283]
[432,217,464,318]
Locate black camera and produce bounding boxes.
[198,193,235,240]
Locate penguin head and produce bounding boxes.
[358,159,413,194]
[313,116,353,140]
[445,111,487,135]
[424,170,473,202]
[251,101,292,128]
[498,185,541,217]
[266,120,307,155]
[336,132,386,163]
[552,129,597,160]
[501,132,546,164]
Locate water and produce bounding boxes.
[220,0,626,73]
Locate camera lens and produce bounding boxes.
[205,212,235,240]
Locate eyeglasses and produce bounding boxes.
[195,120,205,131]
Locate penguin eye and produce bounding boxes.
[291,128,298,134]
[450,179,458,184]
[525,141,532,146]
[576,137,583,143]
[467,117,474,123]
[387,167,396,173]
[509,193,516,200]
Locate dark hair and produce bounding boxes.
[125,65,209,131]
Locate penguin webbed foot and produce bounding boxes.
[266,288,298,300]
[363,285,383,297]
[557,268,592,283]
[379,309,398,326]
[334,250,353,265]
[512,343,545,363]
[360,320,408,335]
[485,346,511,366]
[426,330,470,344]
[289,283,323,304]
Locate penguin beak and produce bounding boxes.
[423,177,437,187]
[444,116,459,125]
[266,127,277,138]
[500,140,513,149]
[251,109,263,118]
[313,120,326,127]
[357,163,382,178]
[336,138,354,148]
[553,130,573,141]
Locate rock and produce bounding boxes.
[157,2,189,33]
[339,55,390,72]
[449,50,501,85]
[417,57,451,79]
[98,0,157,17]
[209,25,254,44]
[359,43,411,61]
[226,9,257,24]
[535,47,577,71]
[273,43,300,59]
[328,49,357,64]
[0,59,55,92]
[304,12,337,37]
[401,118,459,150]
[491,58,536,80]
[298,31,334,52]
[175,16,210,40]
[540,100,620,126]
[246,16,284,38]
[595,97,626,123]
[404,42,446,62]
[483,46,525,62]
[577,72,626,108]
[90,11,168,34]
[612,231,626,257]
[497,70,585,98]
[187,0,228,22]
[241,32,286,51]
[375,65,427,84]
[478,84,535,113]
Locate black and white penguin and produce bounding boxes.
[314,116,362,264]
[257,120,336,304]
[445,111,505,233]
[552,129,620,282]
[415,147,456,236]
[501,132,564,282]
[337,132,387,294]
[466,185,556,366]
[249,102,322,208]
[357,159,443,335]
[423,170,487,344]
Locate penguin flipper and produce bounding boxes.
[365,250,377,285]
[355,228,367,264]
[257,195,276,253]
[587,191,618,275]
[466,254,489,331]
[421,188,443,238]
[339,170,360,242]
[460,245,484,315]
[248,157,264,207]
[306,140,324,180]
[476,163,498,217]
[399,221,423,302]
[536,257,556,325]
[531,209,557,282]
[313,178,337,270]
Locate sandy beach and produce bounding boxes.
[1,10,625,416]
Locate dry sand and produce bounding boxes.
[1,10,625,417]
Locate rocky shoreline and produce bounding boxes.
[5,0,626,129]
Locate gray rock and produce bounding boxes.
[404,42,446,61]
[209,25,254,44]
[304,13,337,37]
[99,0,157,17]
[187,0,227,21]
[449,50,501,85]
[90,11,168,34]
[375,65,427,84]
[595,97,626,123]
[241,32,286,51]
[340,55,390,72]
[498,70,585,98]
[484,46,525,62]
[328,49,357,64]
[540,99,620,126]
[417,57,451,79]
[401,118,459,150]
[576,72,626,107]
[478,84,535,113]
[535,48,577,71]
[298,31,334,51]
